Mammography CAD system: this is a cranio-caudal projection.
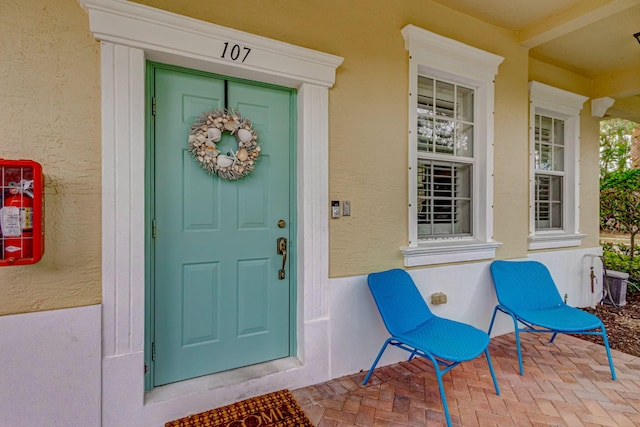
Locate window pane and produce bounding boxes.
[456,86,474,122]
[553,145,564,171]
[417,77,434,153]
[417,76,434,116]
[554,118,564,146]
[435,119,454,154]
[540,116,552,142]
[550,202,562,228]
[417,160,472,239]
[535,174,563,230]
[553,118,565,170]
[455,123,473,157]
[536,143,552,170]
[550,174,562,201]
[536,205,550,229]
[535,114,564,172]
[534,114,541,142]
[418,77,475,158]
[454,199,471,234]
[537,175,550,198]
[435,80,455,118]
[417,115,433,152]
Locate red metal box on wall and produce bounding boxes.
[0,160,44,266]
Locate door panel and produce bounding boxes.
[182,150,219,230]
[152,66,293,386]
[182,263,219,346]
[237,259,270,335]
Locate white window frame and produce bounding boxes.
[401,25,503,267]
[528,81,587,250]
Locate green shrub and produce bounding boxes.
[601,242,640,292]
[600,169,640,191]
[600,169,640,264]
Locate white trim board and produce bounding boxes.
[79,0,342,425]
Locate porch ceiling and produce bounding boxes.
[431,0,640,122]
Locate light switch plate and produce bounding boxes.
[343,201,351,216]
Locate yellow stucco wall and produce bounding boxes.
[0,0,603,314]
[580,105,603,249]
[134,0,537,272]
[0,0,101,315]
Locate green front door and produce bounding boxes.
[150,64,295,386]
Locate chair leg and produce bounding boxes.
[513,325,525,376]
[489,306,525,375]
[362,338,392,385]
[487,306,499,335]
[484,349,500,396]
[433,361,453,427]
[549,332,558,343]
[600,326,617,380]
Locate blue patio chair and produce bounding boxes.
[488,260,616,380]
[362,269,500,427]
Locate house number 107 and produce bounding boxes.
[221,42,251,63]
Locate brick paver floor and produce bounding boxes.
[292,332,640,426]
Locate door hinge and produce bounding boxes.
[144,363,149,374]
[152,97,156,116]
[152,219,157,239]
[152,342,156,361]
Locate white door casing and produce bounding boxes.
[79,0,342,424]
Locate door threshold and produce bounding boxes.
[144,357,302,405]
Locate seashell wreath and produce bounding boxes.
[187,109,261,180]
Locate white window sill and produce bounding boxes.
[528,232,586,250]
[401,239,502,267]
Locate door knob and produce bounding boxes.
[277,237,287,280]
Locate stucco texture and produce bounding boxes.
[0,0,101,315]
[0,0,604,314]
[579,105,602,249]
[135,0,543,274]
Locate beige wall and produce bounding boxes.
[493,45,530,260]
[135,0,537,274]
[134,1,604,273]
[580,104,603,249]
[0,0,101,315]
[0,0,603,314]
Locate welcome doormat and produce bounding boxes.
[165,389,313,427]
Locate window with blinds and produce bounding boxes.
[416,76,474,239]
[417,161,471,238]
[534,114,564,230]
